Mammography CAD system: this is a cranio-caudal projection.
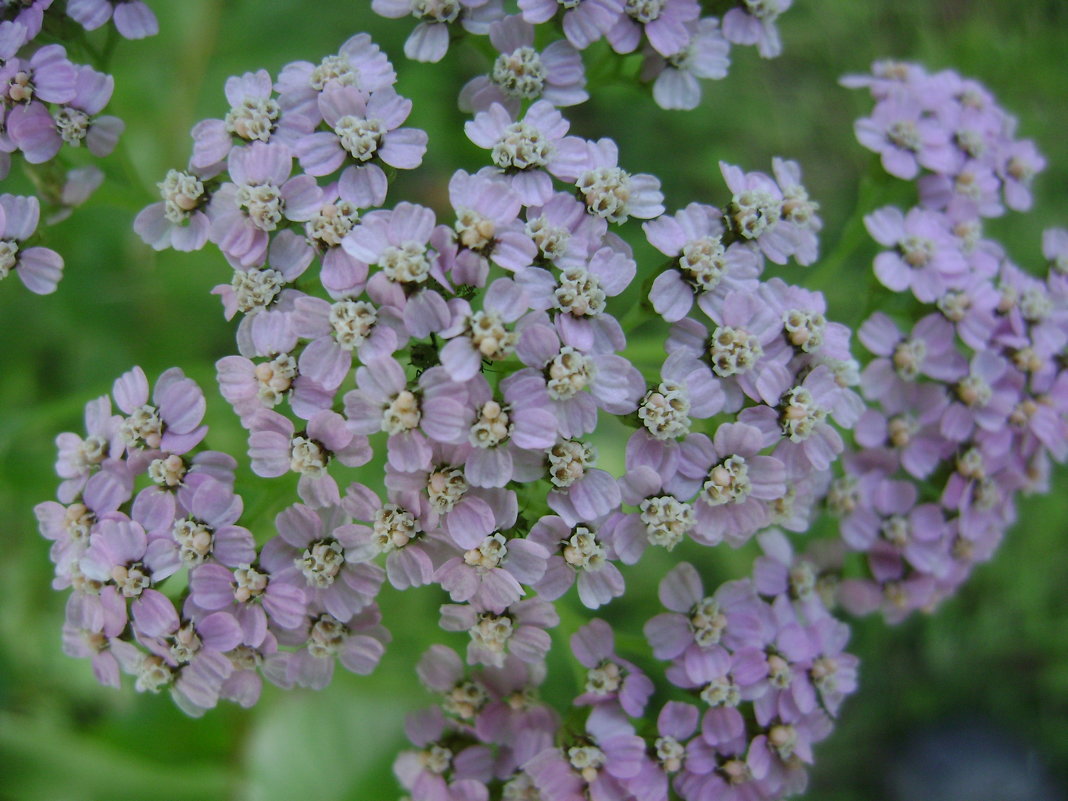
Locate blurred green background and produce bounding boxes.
[1,1,1066,799]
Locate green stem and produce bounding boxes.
[615,296,651,333]
[551,597,596,692]
[108,133,156,206]
[803,161,911,328]
[805,167,890,289]
[100,23,119,71]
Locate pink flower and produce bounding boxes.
[294,86,427,177]
[260,502,385,622]
[440,597,558,667]
[518,0,625,49]
[465,101,587,206]
[247,408,371,507]
[668,423,786,547]
[344,357,472,472]
[459,15,588,115]
[0,194,63,294]
[528,515,624,608]
[722,0,793,58]
[644,202,760,322]
[642,17,731,111]
[571,618,654,717]
[207,141,322,268]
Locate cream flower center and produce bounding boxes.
[173,518,215,566]
[729,189,780,239]
[562,526,605,571]
[308,614,346,657]
[55,107,90,145]
[330,299,377,350]
[383,389,421,434]
[892,338,927,380]
[780,386,828,442]
[577,166,632,223]
[639,381,691,440]
[547,440,594,488]
[469,400,512,449]
[225,96,280,141]
[626,0,665,23]
[639,495,693,550]
[783,309,826,352]
[680,236,728,291]
[309,201,359,248]
[372,504,418,552]
[110,562,151,597]
[555,267,605,316]
[546,346,593,400]
[335,115,384,162]
[455,208,497,250]
[231,267,284,314]
[237,182,285,232]
[310,55,360,91]
[119,404,163,449]
[691,597,728,647]
[411,0,461,22]
[463,532,508,571]
[254,354,298,407]
[299,539,345,587]
[380,241,431,284]
[290,436,329,476]
[492,47,547,99]
[709,325,763,377]
[493,121,554,171]
[428,466,468,513]
[148,454,187,487]
[525,216,570,261]
[703,455,751,506]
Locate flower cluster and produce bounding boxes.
[374,2,793,111]
[36,365,393,714]
[392,540,857,801]
[0,1,156,294]
[103,20,865,796]
[637,550,856,801]
[824,62,1068,621]
[33,11,1068,801]
[608,157,856,566]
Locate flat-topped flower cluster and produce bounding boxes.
[32,7,1068,801]
[824,61,1068,622]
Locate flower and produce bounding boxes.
[0,194,63,294]
[261,502,385,621]
[459,15,589,114]
[642,16,731,111]
[465,100,587,206]
[247,408,371,506]
[294,85,427,178]
[605,0,699,56]
[65,0,158,38]
[571,618,654,717]
[722,0,793,58]
[644,201,760,321]
[372,0,504,62]
[519,0,626,49]
[207,141,323,268]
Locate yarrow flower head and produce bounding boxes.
[29,17,1068,801]
[459,15,589,115]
